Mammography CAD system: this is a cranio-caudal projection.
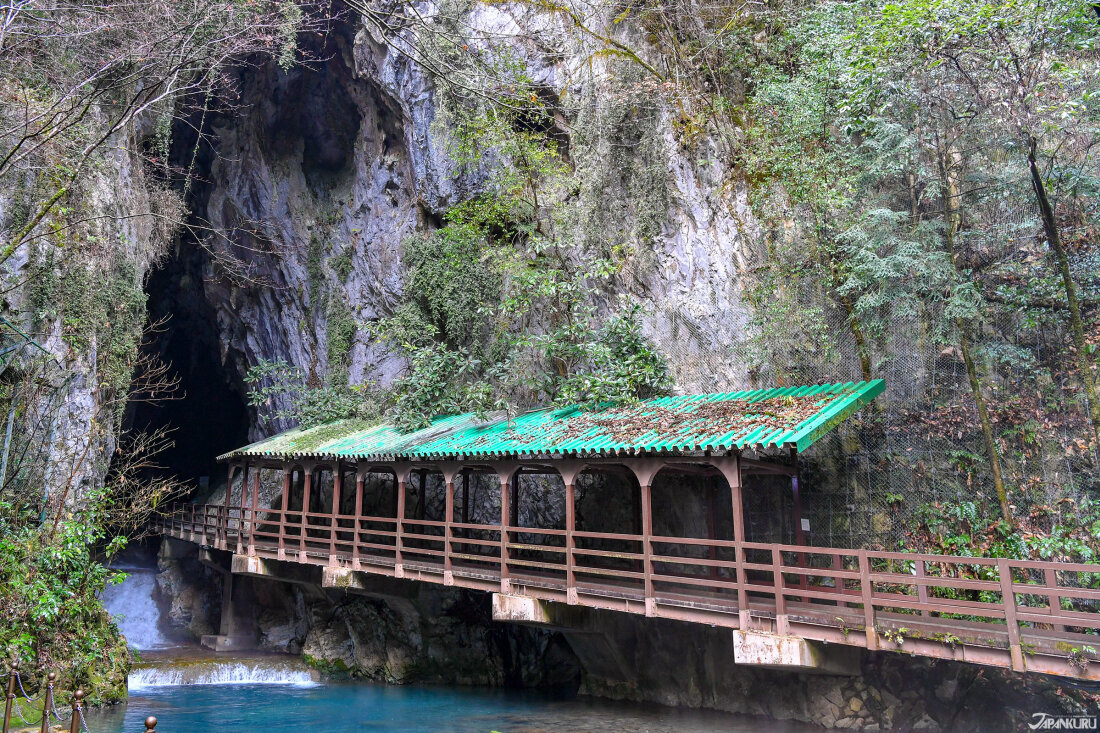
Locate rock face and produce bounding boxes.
[34,1,1085,727]
[174,8,761,443]
[155,543,224,641]
[155,540,582,688]
[573,610,1091,732]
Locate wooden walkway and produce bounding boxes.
[157,503,1100,680]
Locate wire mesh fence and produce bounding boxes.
[647,277,1100,550]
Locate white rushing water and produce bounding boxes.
[128,660,318,689]
[100,567,173,650]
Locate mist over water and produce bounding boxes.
[100,568,172,650]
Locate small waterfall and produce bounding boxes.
[100,568,172,650]
[128,659,318,689]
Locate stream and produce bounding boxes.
[98,567,821,732]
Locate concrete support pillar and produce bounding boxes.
[200,565,256,652]
[733,629,860,675]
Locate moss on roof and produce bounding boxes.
[223,380,884,462]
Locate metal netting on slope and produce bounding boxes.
[645,281,1100,550]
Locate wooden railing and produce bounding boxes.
[157,503,1100,679]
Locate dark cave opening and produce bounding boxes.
[123,18,372,493]
[128,250,250,490]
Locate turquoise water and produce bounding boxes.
[84,681,822,732]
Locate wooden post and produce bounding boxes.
[773,546,789,634]
[500,473,511,593]
[395,477,406,577]
[38,672,54,733]
[833,553,848,609]
[278,468,291,560]
[68,690,82,733]
[330,463,342,563]
[565,481,577,605]
[729,460,748,625]
[300,467,312,556]
[353,471,364,569]
[641,482,655,617]
[1045,567,1064,633]
[4,660,17,733]
[249,465,260,556]
[915,559,930,617]
[444,476,455,585]
[859,550,878,650]
[999,558,1026,671]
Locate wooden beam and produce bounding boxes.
[444,476,454,585]
[500,472,511,593]
[395,478,406,577]
[278,467,291,560]
[565,480,576,605]
[331,461,342,563]
[300,465,312,556]
[248,465,260,556]
[641,481,655,617]
[354,470,364,570]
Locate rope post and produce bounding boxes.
[68,691,82,733]
[38,672,54,733]
[145,715,158,731]
[4,660,18,733]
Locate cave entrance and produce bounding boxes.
[127,247,249,493]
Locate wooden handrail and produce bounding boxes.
[155,501,1100,676]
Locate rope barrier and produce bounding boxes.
[15,672,42,701]
[13,700,39,726]
[51,692,73,723]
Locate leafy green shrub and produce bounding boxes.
[0,492,132,704]
[245,358,380,429]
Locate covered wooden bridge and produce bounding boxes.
[156,380,1100,680]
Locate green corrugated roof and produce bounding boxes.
[223,380,884,462]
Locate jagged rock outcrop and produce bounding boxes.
[574,609,1089,731]
[177,6,761,442]
[155,540,582,688]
